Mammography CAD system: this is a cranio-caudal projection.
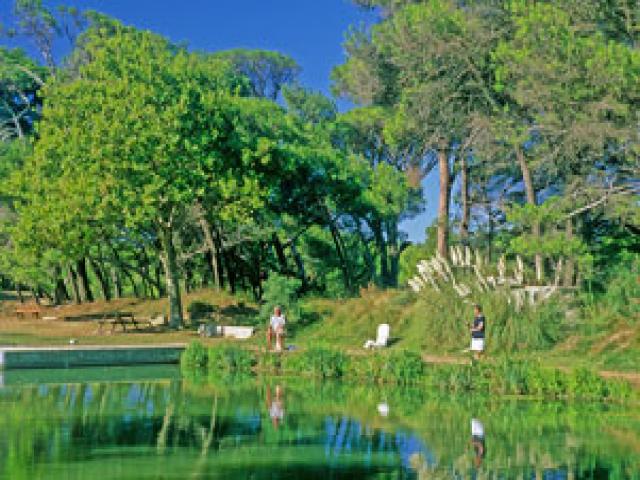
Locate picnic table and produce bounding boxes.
[97,312,151,334]
[15,305,42,319]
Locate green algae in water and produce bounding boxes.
[0,368,638,479]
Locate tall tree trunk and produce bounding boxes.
[373,220,389,287]
[90,258,111,301]
[460,150,470,240]
[387,221,400,288]
[111,267,122,299]
[125,270,141,298]
[327,210,352,292]
[52,266,69,305]
[155,262,166,297]
[108,248,135,297]
[197,210,221,291]
[53,277,69,306]
[516,147,543,282]
[437,145,451,258]
[357,227,376,284]
[159,224,183,329]
[76,258,94,303]
[184,266,193,294]
[564,218,575,287]
[290,241,307,288]
[16,284,24,303]
[67,266,81,304]
[31,287,40,305]
[272,233,288,274]
[226,249,237,294]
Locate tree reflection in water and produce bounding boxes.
[0,369,637,479]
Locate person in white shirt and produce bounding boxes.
[267,306,286,352]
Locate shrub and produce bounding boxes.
[566,368,606,400]
[487,358,529,395]
[260,273,302,324]
[187,301,216,322]
[285,346,349,378]
[256,351,283,374]
[604,379,634,401]
[352,350,424,385]
[207,345,255,373]
[181,341,208,368]
[523,365,566,397]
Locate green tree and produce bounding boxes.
[15,24,246,325]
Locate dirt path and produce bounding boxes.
[599,370,640,386]
[421,353,469,365]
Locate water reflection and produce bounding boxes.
[266,384,285,429]
[0,369,636,479]
[470,418,485,470]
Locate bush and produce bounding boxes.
[187,301,216,322]
[349,350,424,385]
[260,273,302,324]
[285,346,349,378]
[181,341,208,368]
[566,368,606,400]
[256,351,282,374]
[207,345,255,374]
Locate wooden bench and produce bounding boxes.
[97,312,151,334]
[15,305,42,319]
[64,313,113,322]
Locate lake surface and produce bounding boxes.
[0,366,638,479]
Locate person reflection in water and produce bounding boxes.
[266,385,285,429]
[471,418,485,469]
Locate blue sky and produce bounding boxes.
[0,0,438,241]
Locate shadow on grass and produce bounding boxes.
[0,291,20,302]
[219,304,259,326]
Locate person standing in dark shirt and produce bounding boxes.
[470,304,485,361]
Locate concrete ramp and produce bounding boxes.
[0,344,186,369]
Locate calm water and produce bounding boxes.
[0,366,638,479]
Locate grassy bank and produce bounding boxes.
[0,282,637,377]
[0,289,257,346]
[182,343,637,403]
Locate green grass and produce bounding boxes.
[295,286,566,355]
[1,283,638,379]
[183,342,637,402]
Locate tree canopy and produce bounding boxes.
[0,0,637,318]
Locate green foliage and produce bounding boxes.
[187,301,215,321]
[488,295,565,352]
[256,350,283,374]
[260,273,302,323]
[214,48,300,99]
[407,286,566,353]
[598,254,640,320]
[181,341,208,368]
[422,358,634,402]
[398,240,434,285]
[283,85,337,125]
[207,345,255,374]
[348,350,424,385]
[566,367,607,400]
[284,346,349,379]
[181,342,634,402]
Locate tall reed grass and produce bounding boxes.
[181,343,635,402]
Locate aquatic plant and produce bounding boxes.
[348,350,424,385]
[207,345,255,373]
[284,346,349,379]
[180,346,636,403]
[181,341,208,368]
